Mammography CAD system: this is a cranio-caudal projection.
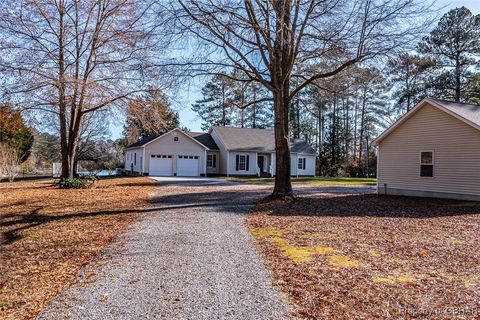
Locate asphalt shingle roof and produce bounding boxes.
[430,98,480,127]
[125,133,163,149]
[211,126,316,154]
[125,127,315,154]
[125,130,219,150]
[187,132,219,150]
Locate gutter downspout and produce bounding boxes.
[142,146,146,176]
[256,152,259,177]
[226,150,230,177]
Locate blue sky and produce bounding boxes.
[110,0,480,139]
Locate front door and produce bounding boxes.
[257,156,264,173]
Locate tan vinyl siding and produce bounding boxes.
[378,103,480,197]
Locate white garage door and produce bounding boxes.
[177,155,199,176]
[149,155,173,176]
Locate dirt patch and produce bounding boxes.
[246,193,480,319]
[0,177,157,320]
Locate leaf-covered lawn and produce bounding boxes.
[0,177,157,320]
[247,194,480,319]
[222,176,377,186]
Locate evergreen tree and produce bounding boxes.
[387,54,435,113]
[420,7,480,102]
[192,74,273,130]
[191,75,235,131]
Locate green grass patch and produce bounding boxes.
[222,176,376,186]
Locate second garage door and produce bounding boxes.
[177,155,199,176]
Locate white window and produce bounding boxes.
[298,157,306,170]
[239,155,247,171]
[207,154,216,168]
[420,151,434,177]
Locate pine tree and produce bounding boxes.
[388,54,434,113]
[419,7,480,102]
[191,75,235,131]
[193,74,273,130]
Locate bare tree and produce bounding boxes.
[0,143,20,182]
[173,0,431,197]
[0,0,171,179]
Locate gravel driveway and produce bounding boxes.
[37,177,288,320]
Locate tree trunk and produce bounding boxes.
[58,1,69,180]
[331,93,337,175]
[358,86,367,176]
[455,53,461,102]
[66,110,83,178]
[272,85,292,197]
[271,0,293,197]
[222,84,226,125]
[252,86,257,128]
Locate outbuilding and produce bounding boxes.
[373,98,480,201]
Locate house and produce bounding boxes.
[124,126,316,177]
[373,98,480,201]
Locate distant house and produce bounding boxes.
[124,126,316,177]
[373,98,480,201]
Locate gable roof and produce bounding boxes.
[291,139,316,154]
[373,98,480,145]
[210,126,316,154]
[125,134,164,149]
[187,132,219,150]
[125,128,211,150]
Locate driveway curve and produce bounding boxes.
[37,177,288,320]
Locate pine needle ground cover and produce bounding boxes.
[0,177,157,320]
[222,176,377,186]
[247,194,480,319]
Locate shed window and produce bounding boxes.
[420,151,434,177]
[298,158,306,170]
[174,136,179,141]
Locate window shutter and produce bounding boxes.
[236,155,239,171]
[246,155,250,171]
[213,154,216,168]
[303,158,306,170]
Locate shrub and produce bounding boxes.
[56,176,97,189]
